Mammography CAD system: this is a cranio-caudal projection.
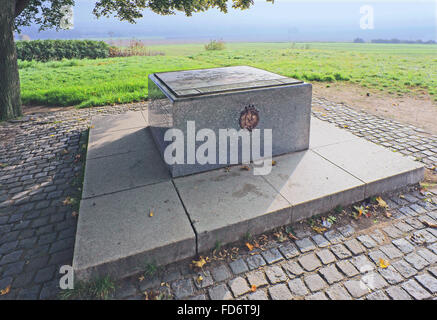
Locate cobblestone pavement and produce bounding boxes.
[0,98,436,300]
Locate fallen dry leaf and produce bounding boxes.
[272,160,277,166]
[149,210,154,217]
[385,211,392,218]
[250,285,257,292]
[288,233,298,241]
[312,226,327,234]
[241,165,250,171]
[138,275,145,282]
[246,242,254,251]
[378,258,390,269]
[192,257,207,269]
[422,220,437,228]
[376,196,388,209]
[196,275,204,284]
[0,285,11,296]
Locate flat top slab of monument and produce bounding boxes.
[154,66,303,97]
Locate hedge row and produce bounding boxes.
[16,40,110,61]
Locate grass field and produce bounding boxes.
[18,42,437,108]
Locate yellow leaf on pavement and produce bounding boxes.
[192,257,207,268]
[312,226,327,234]
[0,285,10,296]
[378,258,390,269]
[246,242,254,251]
[376,196,388,209]
[250,285,257,292]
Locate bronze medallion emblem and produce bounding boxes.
[239,105,259,131]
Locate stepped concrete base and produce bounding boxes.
[73,112,424,281]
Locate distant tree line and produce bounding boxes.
[354,37,436,44]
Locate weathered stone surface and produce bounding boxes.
[211,265,232,282]
[366,290,389,300]
[344,280,370,298]
[305,292,328,300]
[261,248,284,265]
[73,182,196,281]
[336,260,359,277]
[248,290,268,300]
[405,252,430,270]
[171,279,195,299]
[265,265,287,284]
[415,274,437,294]
[392,238,415,254]
[344,239,365,255]
[208,284,233,300]
[304,274,328,292]
[392,259,418,278]
[228,277,250,297]
[278,242,299,259]
[246,270,268,288]
[378,266,404,285]
[282,260,304,278]
[402,279,431,300]
[287,278,308,296]
[357,235,377,249]
[325,284,352,300]
[385,286,412,300]
[262,150,365,223]
[331,244,352,260]
[313,138,424,198]
[268,283,293,300]
[82,127,170,199]
[246,254,267,271]
[149,66,311,177]
[174,167,291,253]
[316,249,336,265]
[229,259,249,275]
[319,264,344,284]
[295,237,316,253]
[298,253,321,271]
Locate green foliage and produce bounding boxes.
[16,40,110,62]
[59,276,116,300]
[15,0,271,31]
[204,40,226,51]
[18,42,437,109]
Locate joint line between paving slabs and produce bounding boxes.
[171,178,199,255]
[81,179,170,200]
[310,149,367,185]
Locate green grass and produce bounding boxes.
[18,42,437,108]
[59,276,116,300]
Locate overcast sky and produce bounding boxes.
[21,0,437,42]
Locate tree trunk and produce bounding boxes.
[0,0,22,121]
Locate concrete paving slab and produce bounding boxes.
[173,166,291,253]
[312,139,424,197]
[309,117,359,149]
[76,113,424,281]
[261,150,365,222]
[91,111,147,134]
[87,127,150,160]
[82,127,170,198]
[73,181,196,281]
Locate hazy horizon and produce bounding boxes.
[17,0,437,43]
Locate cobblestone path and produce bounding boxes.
[0,99,436,300]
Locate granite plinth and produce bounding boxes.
[73,111,424,281]
[148,66,312,177]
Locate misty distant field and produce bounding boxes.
[18,42,437,108]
